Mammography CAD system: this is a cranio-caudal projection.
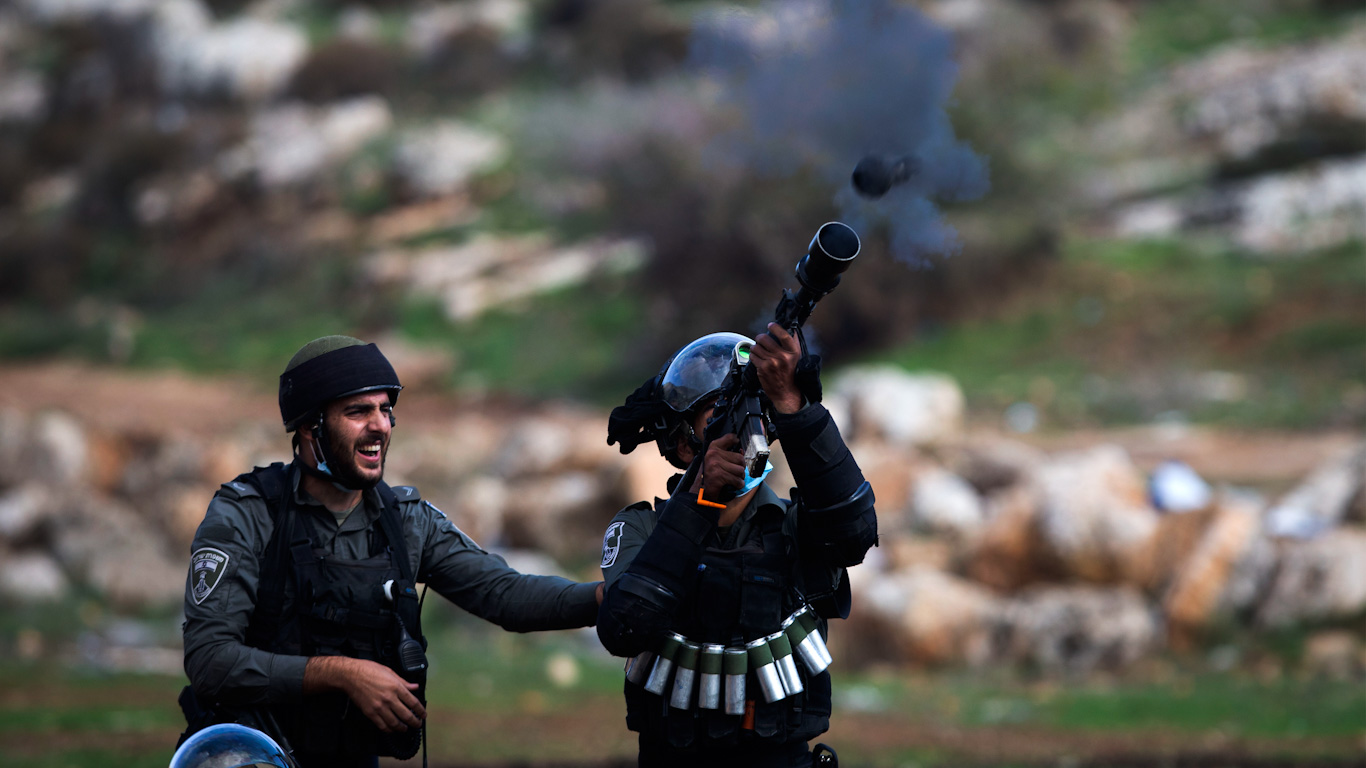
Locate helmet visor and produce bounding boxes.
[169,723,292,768]
[660,332,754,413]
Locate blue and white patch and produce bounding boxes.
[601,521,625,569]
[190,547,230,605]
[423,500,447,519]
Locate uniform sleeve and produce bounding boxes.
[774,403,878,568]
[596,484,719,658]
[598,506,653,591]
[182,494,310,707]
[413,501,599,632]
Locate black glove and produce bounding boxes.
[795,352,823,405]
[607,374,670,455]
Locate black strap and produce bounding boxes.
[375,484,415,584]
[242,463,296,649]
[244,464,424,648]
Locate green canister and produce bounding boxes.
[669,641,700,710]
[698,644,724,710]
[783,609,830,675]
[745,636,786,703]
[723,647,747,716]
[644,633,683,696]
[766,630,804,696]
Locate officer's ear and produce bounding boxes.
[297,411,323,440]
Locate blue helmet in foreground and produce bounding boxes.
[170,724,293,768]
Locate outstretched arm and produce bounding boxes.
[596,462,721,658]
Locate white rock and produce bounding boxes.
[996,586,1158,674]
[0,551,69,602]
[1257,527,1366,628]
[153,3,309,101]
[370,234,645,321]
[1034,444,1158,582]
[1265,441,1366,538]
[392,122,505,198]
[227,97,393,187]
[0,486,51,542]
[853,567,1002,666]
[909,467,984,538]
[32,411,89,486]
[831,365,964,447]
[405,0,528,57]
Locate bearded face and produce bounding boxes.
[313,392,393,490]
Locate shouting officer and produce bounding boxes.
[180,336,603,768]
[597,325,877,768]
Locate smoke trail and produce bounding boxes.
[690,0,989,265]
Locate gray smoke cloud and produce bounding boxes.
[690,0,989,265]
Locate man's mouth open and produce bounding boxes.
[357,442,383,465]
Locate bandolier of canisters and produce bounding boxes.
[624,606,833,716]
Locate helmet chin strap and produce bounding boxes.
[300,417,362,493]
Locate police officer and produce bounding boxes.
[181,336,603,768]
[597,324,877,768]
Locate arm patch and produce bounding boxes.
[215,480,260,501]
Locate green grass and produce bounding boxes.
[876,237,1366,430]
[1125,0,1366,75]
[1036,676,1366,738]
[399,273,650,404]
[3,607,1364,768]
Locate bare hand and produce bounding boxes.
[751,323,803,414]
[689,433,746,499]
[305,656,425,733]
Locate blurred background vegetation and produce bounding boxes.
[0,0,1360,428]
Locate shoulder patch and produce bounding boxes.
[216,480,260,501]
[393,485,421,502]
[600,521,626,569]
[190,547,230,604]
[422,499,447,519]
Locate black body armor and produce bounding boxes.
[624,502,833,752]
[201,463,426,760]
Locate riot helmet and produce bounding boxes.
[655,332,754,468]
[279,335,402,489]
[660,332,753,414]
[606,332,755,470]
[168,723,294,768]
[278,335,402,432]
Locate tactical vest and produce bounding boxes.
[236,462,427,760]
[624,500,834,752]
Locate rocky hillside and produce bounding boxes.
[2,361,1362,679]
[0,0,1362,676]
[1,0,1360,400]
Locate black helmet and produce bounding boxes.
[278,335,403,432]
[607,332,753,469]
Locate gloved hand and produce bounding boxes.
[794,352,823,405]
[606,374,670,454]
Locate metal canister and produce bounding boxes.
[723,647,748,716]
[625,650,656,687]
[644,633,683,696]
[745,637,786,703]
[766,630,804,696]
[783,610,830,676]
[698,644,724,710]
[669,641,699,710]
[796,608,833,668]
